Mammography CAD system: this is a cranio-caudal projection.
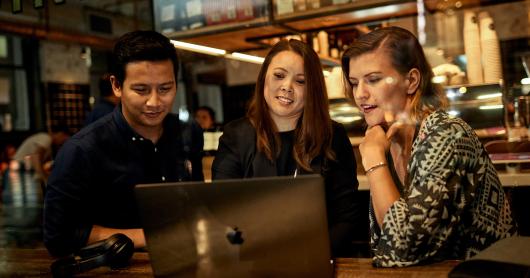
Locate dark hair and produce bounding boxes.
[341,26,447,121]
[247,39,334,171]
[196,106,215,121]
[99,73,113,97]
[111,30,179,86]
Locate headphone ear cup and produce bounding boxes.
[50,233,134,277]
[104,233,134,268]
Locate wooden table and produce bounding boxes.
[0,248,459,277]
[334,258,459,277]
[0,248,153,277]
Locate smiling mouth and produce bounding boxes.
[144,111,162,118]
[360,104,377,113]
[276,96,293,105]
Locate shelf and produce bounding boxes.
[164,17,271,40]
[164,0,419,52]
[162,0,523,53]
[175,23,288,53]
[274,0,415,25]
[280,1,417,32]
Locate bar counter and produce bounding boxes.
[0,248,460,277]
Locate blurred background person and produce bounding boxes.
[11,125,71,182]
[1,144,16,174]
[194,105,221,131]
[84,73,120,126]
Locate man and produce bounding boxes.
[44,30,204,257]
[84,73,120,126]
[12,126,71,182]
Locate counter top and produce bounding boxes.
[358,171,530,191]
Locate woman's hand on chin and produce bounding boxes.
[359,124,388,170]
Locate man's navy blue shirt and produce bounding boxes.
[44,107,204,257]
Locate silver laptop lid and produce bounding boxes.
[135,175,332,278]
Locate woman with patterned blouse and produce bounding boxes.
[341,26,517,267]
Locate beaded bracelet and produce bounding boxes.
[365,162,387,175]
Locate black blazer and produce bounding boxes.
[212,117,363,257]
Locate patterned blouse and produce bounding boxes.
[370,110,518,267]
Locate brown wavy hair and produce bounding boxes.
[247,39,334,171]
[341,26,447,122]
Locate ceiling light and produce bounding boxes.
[226,52,265,64]
[170,40,226,56]
[477,93,502,100]
[479,105,503,110]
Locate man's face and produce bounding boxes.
[111,60,177,135]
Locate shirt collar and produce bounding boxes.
[112,104,179,143]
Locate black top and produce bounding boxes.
[276,131,296,176]
[44,106,204,257]
[212,117,362,257]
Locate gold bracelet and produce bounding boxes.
[365,162,387,175]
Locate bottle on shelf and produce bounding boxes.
[276,0,295,15]
[3,113,12,132]
[203,0,223,25]
[225,0,238,23]
[155,0,187,33]
[294,0,307,12]
[317,31,329,57]
[328,32,340,59]
[236,0,255,21]
[312,36,320,54]
[306,0,322,10]
[185,0,205,30]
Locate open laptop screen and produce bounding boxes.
[135,175,332,277]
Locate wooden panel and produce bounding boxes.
[180,24,288,52]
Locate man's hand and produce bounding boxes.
[88,225,146,249]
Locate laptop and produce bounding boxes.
[134,175,333,278]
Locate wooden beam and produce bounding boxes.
[0,18,115,49]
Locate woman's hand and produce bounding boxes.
[359,125,389,170]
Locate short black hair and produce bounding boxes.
[111,30,179,86]
[99,73,113,97]
[196,106,215,120]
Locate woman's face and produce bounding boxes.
[348,49,414,128]
[264,51,306,127]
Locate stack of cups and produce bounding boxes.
[479,11,503,84]
[463,11,483,84]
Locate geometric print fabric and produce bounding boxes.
[369,110,517,267]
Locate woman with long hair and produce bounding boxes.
[213,39,363,257]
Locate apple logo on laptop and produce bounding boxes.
[226,227,244,245]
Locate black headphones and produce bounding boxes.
[50,233,134,277]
